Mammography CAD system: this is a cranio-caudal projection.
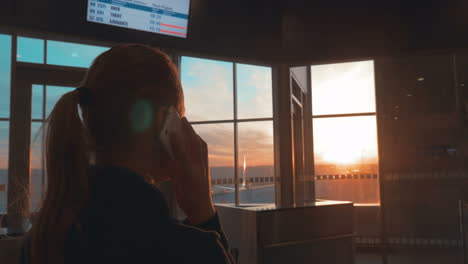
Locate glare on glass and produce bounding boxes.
[32,84,44,120]
[47,40,109,68]
[193,123,235,204]
[311,60,376,116]
[313,116,379,170]
[237,121,274,204]
[236,64,273,119]
[0,34,12,118]
[45,86,74,117]
[0,122,9,214]
[17,37,45,64]
[181,56,234,121]
[30,122,44,212]
[313,116,380,204]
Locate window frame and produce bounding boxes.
[308,60,381,206]
[177,54,275,206]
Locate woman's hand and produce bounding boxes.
[170,117,215,225]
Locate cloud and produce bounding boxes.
[193,121,274,168]
[181,57,234,121]
[181,57,274,121]
[193,123,234,167]
[238,121,274,167]
[236,64,272,119]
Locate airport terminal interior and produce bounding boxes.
[1,0,468,263]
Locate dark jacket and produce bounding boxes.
[22,166,234,264]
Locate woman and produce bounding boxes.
[23,45,234,264]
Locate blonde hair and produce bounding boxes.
[29,45,184,264]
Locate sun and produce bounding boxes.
[313,116,378,165]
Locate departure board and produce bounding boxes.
[87,0,190,38]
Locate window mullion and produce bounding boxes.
[41,85,46,196]
[312,112,377,119]
[233,62,239,206]
[44,40,47,65]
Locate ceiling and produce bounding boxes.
[0,0,467,64]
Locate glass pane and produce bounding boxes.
[193,123,235,204]
[32,84,44,120]
[47,40,109,68]
[30,122,43,212]
[17,37,45,64]
[0,122,9,214]
[181,56,234,121]
[0,34,11,118]
[238,121,275,204]
[313,116,380,204]
[236,64,273,119]
[311,60,376,115]
[45,86,74,117]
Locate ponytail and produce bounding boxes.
[30,90,90,264]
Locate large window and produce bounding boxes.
[181,56,274,205]
[3,37,274,214]
[311,61,380,205]
[0,34,11,214]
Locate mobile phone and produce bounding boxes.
[159,106,182,160]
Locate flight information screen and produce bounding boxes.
[87,0,190,38]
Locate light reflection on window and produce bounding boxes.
[181,56,234,121]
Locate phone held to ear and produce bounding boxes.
[159,106,182,160]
